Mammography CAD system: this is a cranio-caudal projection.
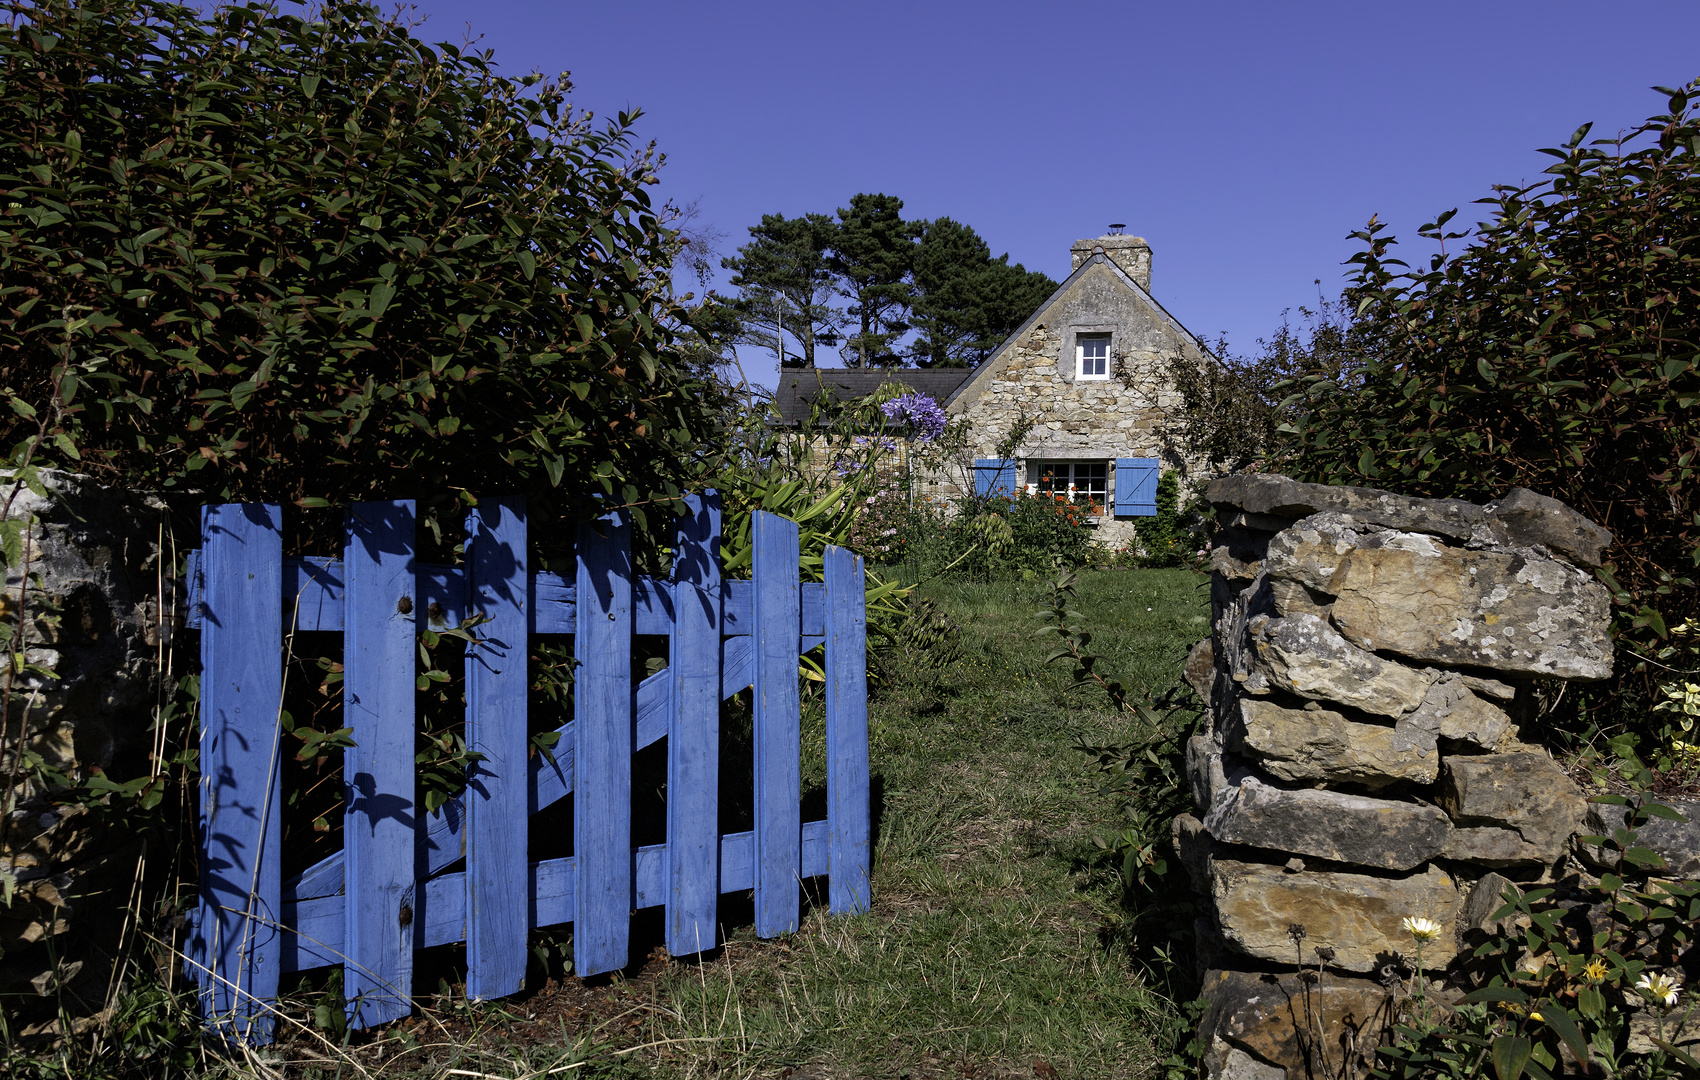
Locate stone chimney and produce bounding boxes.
[1070,233,1151,292]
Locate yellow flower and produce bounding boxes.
[1402,916,1443,941]
[1529,1011,1545,1022]
[1583,958,1609,982]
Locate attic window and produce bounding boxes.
[1076,334,1110,380]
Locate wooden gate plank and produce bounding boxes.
[824,546,871,915]
[752,511,801,936]
[668,492,721,957]
[465,498,529,999]
[194,502,284,1043]
[574,512,634,975]
[342,501,418,1027]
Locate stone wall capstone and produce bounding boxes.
[1188,475,1623,1079]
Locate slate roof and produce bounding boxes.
[773,368,974,424]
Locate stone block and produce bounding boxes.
[1441,827,1550,869]
[1200,968,1393,1079]
[1437,752,1585,862]
[1457,674,1516,700]
[1485,487,1613,570]
[1580,797,1700,877]
[1205,775,1451,870]
[1174,813,1214,893]
[1407,677,1514,751]
[1205,1039,1288,1080]
[1457,872,1524,939]
[1207,474,1485,541]
[1247,613,1436,718]
[1627,1008,1700,1056]
[1262,511,1368,593]
[1232,699,1439,789]
[1211,860,1461,972]
[1188,734,1230,814]
[1267,578,1331,618]
[1185,637,1215,706]
[1211,527,1271,582]
[1328,539,1613,680]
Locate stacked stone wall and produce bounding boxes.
[1183,475,1678,1078]
[1,471,175,1038]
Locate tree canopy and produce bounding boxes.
[720,195,1055,369]
[910,217,1056,368]
[0,0,724,535]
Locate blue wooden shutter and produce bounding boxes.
[1114,458,1159,517]
[973,458,1017,497]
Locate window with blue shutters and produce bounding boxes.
[1113,458,1159,517]
[1027,460,1109,514]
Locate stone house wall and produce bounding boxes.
[914,239,1212,551]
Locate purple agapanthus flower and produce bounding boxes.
[880,393,948,441]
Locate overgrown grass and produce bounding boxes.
[627,567,1211,1079]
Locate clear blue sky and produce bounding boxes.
[399,1,1700,386]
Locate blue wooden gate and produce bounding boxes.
[183,494,870,1044]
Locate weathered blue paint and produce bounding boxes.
[341,502,418,1028]
[186,555,829,641]
[195,497,870,1042]
[668,493,722,957]
[1114,457,1160,517]
[280,820,837,971]
[574,512,634,976]
[824,546,872,915]
[193,503,284,1044]
[464,498,529,1000]
[752,512,802,936]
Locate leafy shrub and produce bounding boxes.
[937,490,1096,578]
[1281,83,1700,737]
[1133,470,1197,568]
[0,0,725,539]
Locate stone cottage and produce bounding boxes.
[775,231,1212,549]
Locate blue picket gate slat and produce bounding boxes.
[752,512,803,937]
[465,498,530,999]
[341,501,418,1029]
[193,492,869,1041]
[824,546,871,916]
[669,493,722,957]
[193,502,285,1044]
[574,511,634,976]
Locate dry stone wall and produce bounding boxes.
[1184,475,1622,1079]
[1,470,175,1038]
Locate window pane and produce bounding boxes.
[1079,334,1109,377]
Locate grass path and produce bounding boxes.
[630,567,1210,1079]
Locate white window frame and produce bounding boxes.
[1075,333,1111,381]
[1026,460,1110,514]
